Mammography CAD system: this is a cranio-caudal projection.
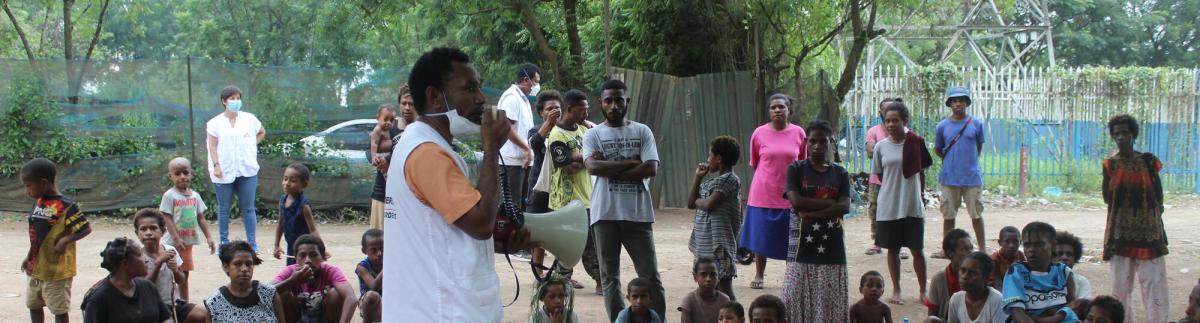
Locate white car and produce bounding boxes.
[300,119,378,160]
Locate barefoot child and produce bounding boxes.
[850,271,893,323]
[273,163,319,265]
[158,157,216,301]
[749,294,788,323]
[928,229,975,319]
[678,258,732,323]
[356,229,383,323]
[990,226,1025,289]
[133,209,207,323]
[1002,222,1078,323]
[273,234,357,323]
[687,135,742,300]
[22,158,92,323]
[615,278,664,323]
[1102,114,1169,323]
[718,302,745,323]
[873,102,933,305]
[528,273,579,323]
[1085,295,1124,323]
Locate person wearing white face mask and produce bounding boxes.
[206,85,265,251]
[382,47,537,323]
[496,64,539,245]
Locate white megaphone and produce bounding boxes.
[523,200,589,268]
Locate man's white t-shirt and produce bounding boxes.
[497,84,534,166]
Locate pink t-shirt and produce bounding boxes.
[865,124,908,185]
[273,263,349,294]
[747,123,807,209]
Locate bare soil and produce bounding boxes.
[0,206,1196,322]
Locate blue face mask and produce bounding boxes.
[226,99,243,112]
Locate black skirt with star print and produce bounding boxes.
[788,217,847,265]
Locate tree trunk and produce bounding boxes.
[63,0,78,103]
[511,1,564,89]
[68,0,110,104]
[562,0,584,88]
[2,0,38,64]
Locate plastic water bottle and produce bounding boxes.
[903,317,910,323]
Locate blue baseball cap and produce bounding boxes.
[945,86,971,107]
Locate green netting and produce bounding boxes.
[0,58,498,213]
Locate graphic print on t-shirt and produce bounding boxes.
[171,198,200,244]
[598,136,645,194]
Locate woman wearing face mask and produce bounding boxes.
[206,85,266,251]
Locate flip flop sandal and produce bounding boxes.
[750,279,764,289]
[865,246,882,255]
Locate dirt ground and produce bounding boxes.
[0,206,1197,322]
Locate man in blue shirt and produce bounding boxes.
[934,86,987,257]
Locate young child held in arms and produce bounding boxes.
[615,278,664,323]
[1054,231,1092,299]
[158,157,216,301]
[748,294,788,323]
[718,302,745,323]
[678,258,732,323]
[21,158,92,323]
[528,272,579,323]
[991,226,1025,289]
[1002,222,1078,323]
[356,229,384,323]
[1084,295,1124,323]
[273,234,357,323]
[273,163,319,265]
[133,208,208,323]
[850,271,893,323]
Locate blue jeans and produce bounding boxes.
[214,175,258,249]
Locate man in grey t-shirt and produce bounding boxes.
[582,79,664,321]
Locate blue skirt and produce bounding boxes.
[739,206,791,260]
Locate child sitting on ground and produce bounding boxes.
[991,226,1025,289]
[850,271,893,323]
[273,234,357,323]
[158,157,215,301]
[1085,295,1124,323]
[749,294,788,323]
[356,229,384,323]
[928,229,975,319]
[615,277,664,323]
[133,208,208,323]
[273,163,320,265]
[527,272,579,323]
[1177,279,1200,323]
[718,302,745,323]
[21,158,92,323]
[678,258,732,323]
[1055,231,1093,299]
[1002,222,1078,323]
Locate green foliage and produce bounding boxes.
[0,75,159,175]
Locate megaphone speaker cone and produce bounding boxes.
[523,200,589,268]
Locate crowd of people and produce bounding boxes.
[14,46,1196,323]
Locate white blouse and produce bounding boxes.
[206,111,262,184]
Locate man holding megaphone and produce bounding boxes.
[381,47,536,323]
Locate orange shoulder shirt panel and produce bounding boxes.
[404,143,481,224]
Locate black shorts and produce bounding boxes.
[874,217,924,250]
[173,300,196,320]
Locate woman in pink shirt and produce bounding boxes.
[741,93,806,289]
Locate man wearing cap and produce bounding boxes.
[933,86,987,257]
